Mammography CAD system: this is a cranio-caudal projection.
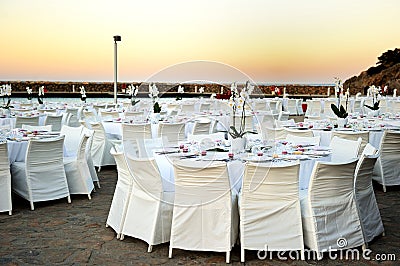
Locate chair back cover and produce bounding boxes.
[122,123,152,157]
[22,125,52,132]
[0,142,12,213]
[331,131,369,156]
[329,136,362,162]
[354,154,384,243]
[15,116,39,128]
[60,125,84,157]
[44,114,63,131]
[241,162,303,251]
[284,128,314,137]
[192,119,211,135]
[373,130,400,186]
[158,122,186,144]
[304,159,364,251]
[263,127,287,141]
[170,160,238,252]
[18,136,70,203]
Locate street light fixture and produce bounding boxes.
[113,35,121,104]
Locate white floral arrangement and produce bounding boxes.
[334,77,344,97]
[228,81,255,138]
[199,86,205,94]
[365,85,381,111]
[0,84,12,109]
[26,87,33,100]
[38,86,45,104]
[148,83,161,113]
[79,86,87,102]
[127,84,139,106]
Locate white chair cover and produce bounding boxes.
[0,142,12,215]
[331,131,369,156]
[329,136,362,163]
[65,107,82,127]
[300,159,364,256]
[10,136,71,210]
[44,114,64,131]
[372,130,400,190]
[187,132,226,143]
[22,125,52,132]
[136,137,166,158]
[90,122,121,169]
[106,148,134,238]
[284,128,314,137]
[158,122,186,145]
[15,116,39,128]
[60,125,84,157]
[240,162,304,262]
[354,153,384,243]
[63,135,94,199]
[286,134,320,146]
[263,127,287,141]
[121,155,174,251]
[82,128,99,188]
[191,119,212,135]
[122,123,152,157]
[169,160,238,263]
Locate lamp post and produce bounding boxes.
[113,35,121,104]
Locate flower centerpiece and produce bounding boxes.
[79,86,87,103]
[199,86,205,94]
[0,84,13,112]
[26,87,33,101]
[364,85,381,113]
[127,84,139,106]
[176,85,184,101]
[38,86,45,105]
[330,78,349,127]
[148,83,161,115]
[229,81,256,139]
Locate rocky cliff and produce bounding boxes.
[344,48,400,95]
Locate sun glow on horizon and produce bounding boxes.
[0,0,399,84]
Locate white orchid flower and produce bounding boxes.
[26,87,32,94]
[199,87,205,94]
[177,85,184,94]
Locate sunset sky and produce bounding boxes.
[1,0,399,84]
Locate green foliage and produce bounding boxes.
[331,103,348,118]
[229,126,256,138]
[131,99,140,106]
[367,48,400,76]
[153,102,161,113]
[364,101,380,111]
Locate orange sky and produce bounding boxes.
[0,0,399,84]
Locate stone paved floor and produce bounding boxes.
[1,167,399,265]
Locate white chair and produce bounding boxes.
[300,159,365,259]
[275,119,295,128]
[354,152,385,244]
[10,136,71,210]
[305,100,322,117]
[331,131,369,156]
[329,136,362,163]
[120,155,174,253]
[65,107,82,127]
[82,109,98,123]
[199,102,211,112]
[372,130,400,192]
[63,135,94,199]
[191,118,212,135]
[277,111,290,121]
[180,103,196,114]
[106,147,134,239]
[44,114,64,131]
[83,128,100,188]
[169,160,238,263]
[262,127,287,141]
[240,162,304,262]
[122,123,152,157]
[22,125,52,132]
[0,142,12,215]
[60,125,84,157]
[15,116,39,128]
[158,122,186,145]
[100,110,120,121]
[284,128,314,137]
[286,134,320,146]
[90,122,121,171]
[286,99,299,115]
